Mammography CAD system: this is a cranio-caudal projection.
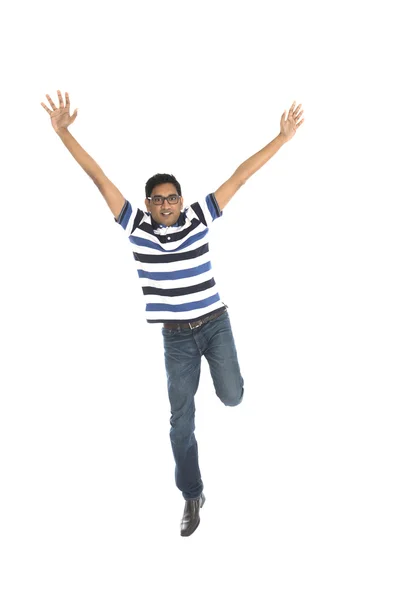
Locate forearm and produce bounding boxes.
[235,133,287,183]
[57,128,105,183]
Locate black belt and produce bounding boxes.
[163,306,227,330]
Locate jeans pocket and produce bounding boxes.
[162,327,175,336]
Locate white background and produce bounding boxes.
[1,0,399,598]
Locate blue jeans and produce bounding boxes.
[162,310,244,500]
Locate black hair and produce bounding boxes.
[145,173,182,199]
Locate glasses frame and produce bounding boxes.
[147,194,182,205]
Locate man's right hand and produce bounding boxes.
[41,90,78,134]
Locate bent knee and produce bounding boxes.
[221,386,244,407]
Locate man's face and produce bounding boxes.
[145,183,184,226]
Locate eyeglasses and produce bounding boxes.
[148,194,181,205]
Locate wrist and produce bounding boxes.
[56,127,69,137]
[277,132,288,144]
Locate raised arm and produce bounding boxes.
[213,101,304,211]
[41,90,125,219]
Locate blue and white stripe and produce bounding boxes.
[115,193,225,323]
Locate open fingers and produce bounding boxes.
[57,90,65,109]
[288,101,296,115]
[41,102,52,115]
[293,103,302,117]
[41,90,69,115]
[295,109,304,122]
[46,94,57,111]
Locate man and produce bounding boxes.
[41,90,304,537]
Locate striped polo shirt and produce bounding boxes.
[114,193,226,323]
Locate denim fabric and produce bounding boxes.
[162,310,244,500]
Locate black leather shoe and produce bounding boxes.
[180,492,206,537]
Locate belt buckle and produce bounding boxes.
[189,319,202,330]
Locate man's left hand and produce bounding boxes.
[280,101,304,142]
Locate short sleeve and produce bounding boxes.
[189,193,223,228]
[114,199,144,235]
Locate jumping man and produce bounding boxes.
[41,90,304,536]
